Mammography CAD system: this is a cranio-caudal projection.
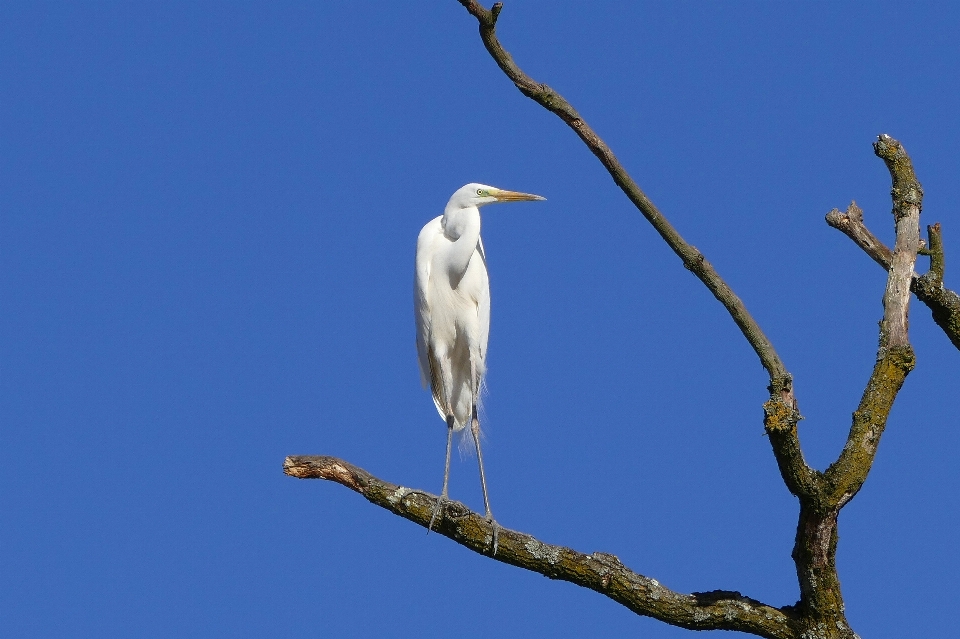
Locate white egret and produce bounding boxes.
[415,183,545,554]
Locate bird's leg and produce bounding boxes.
[428,416,455,534]
[471,408,499,556]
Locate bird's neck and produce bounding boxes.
[441,206,481,281]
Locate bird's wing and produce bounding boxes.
[476,237,491,368]
[414,216,443,389]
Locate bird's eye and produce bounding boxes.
[477,189,484,196]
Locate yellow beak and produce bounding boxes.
[492,188,546,202]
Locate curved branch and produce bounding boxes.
[284,455,800,639]
[457,0,791,395]
[821,346,914,503]
[762,403,821,501]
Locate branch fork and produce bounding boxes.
[827,136,959,351]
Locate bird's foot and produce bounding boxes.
[486,515,500,557]
[428,496,448,534]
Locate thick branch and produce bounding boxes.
[824,137,921,499]
[874,134,922,350]
[823,136,921,492]
[822,346,914,502]
[773,136,917,630]
[827,138,920,497]
[829,205,960,350]
[819,136,920,504]
[284,455,800,639]
[457,0,790,393]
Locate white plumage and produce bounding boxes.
[415,214,490,431]
[414,182,545,554]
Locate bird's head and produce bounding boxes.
[447,183,546,210]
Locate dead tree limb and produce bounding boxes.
[827,207,960,351]
[456,0,796,406]
[778,134,918,636]
[284,456,800,638]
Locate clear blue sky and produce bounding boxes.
[3,2,958,637]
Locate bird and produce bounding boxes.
[415,183,546,555]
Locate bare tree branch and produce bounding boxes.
[822,347,914,503]
[284,455,801,639]
[782,135,918,632]
[457,0,794,402]
[821,135,919,504]
[874,135,922,351]
[762,406,822,501]
[827,193,960,351]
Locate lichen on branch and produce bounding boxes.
[284,455,799,638]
